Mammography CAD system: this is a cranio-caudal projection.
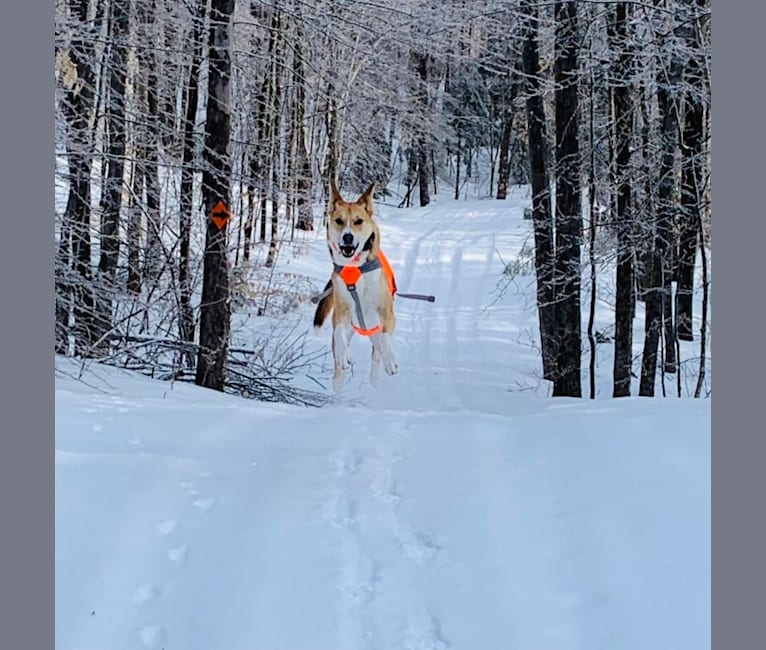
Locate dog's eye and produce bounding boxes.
[353,219,363,226]
[334,218,344,225]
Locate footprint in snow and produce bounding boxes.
[156,519,178,538]
[192,497,215,512]
[168,543,188,565]
[137,624,165,648]
[132,582,161,605]
[399,529,441,566]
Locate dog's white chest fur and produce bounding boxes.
[335,268,383,331]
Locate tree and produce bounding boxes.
[93,0,130,353]
[195,0,234,391]
[611,2,636,397]
[57,0,101,356]
[677,0,707,342]
[520,0,556,382]
[179,0,205,359]
[552,0,583,397]
[639,4,683,396]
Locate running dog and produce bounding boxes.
[313,181,398,390]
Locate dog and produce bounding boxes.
[313,181,398,390]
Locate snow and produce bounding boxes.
[56,188,710,650]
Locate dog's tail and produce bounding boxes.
[313,279,334,328]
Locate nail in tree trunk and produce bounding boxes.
[179,0,204,361]
[94,0,130,355]
[552,0,583,397]
[195,0,234,391]
[611,2,635,397]
[521,0,556,381]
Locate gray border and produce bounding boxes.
[0,2,744,649]
[714,2,762,648]
[0,2,54,648]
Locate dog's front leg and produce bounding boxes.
[378,332,398,376]
[369,335,382,387]
[332,323,352,391]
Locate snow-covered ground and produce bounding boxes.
[56,188,710,650]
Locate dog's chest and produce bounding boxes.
[335,269,384,329]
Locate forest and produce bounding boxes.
[54,0,711,402]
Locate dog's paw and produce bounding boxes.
[336,348,351,371]
[384,358,399,376]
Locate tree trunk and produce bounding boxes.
[266,6,284,269]
[58,0,99,355]
[552,0,582,397]
[612,2,635,397]
[586,25,598,400]
[195,0,234,391]
[521,0,556,382]
[141,0,163,292]
[127,160,143,294]
[294,16,313,231]
[179,1,204,362]
[640,10,682,396]
[496,107,513,200]
[677,0,706,342]
[94,0,130,354]
[414,51,431,207]
[454,134,462,200]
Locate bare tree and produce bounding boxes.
[521,0,556,382]
[552,0,583,398]
[611,2,636,397]
[195,0,234,391]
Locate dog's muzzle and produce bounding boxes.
[340,233,357,258]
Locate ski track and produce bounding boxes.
[55,199,710,650]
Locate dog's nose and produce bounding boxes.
[342,232,354,246]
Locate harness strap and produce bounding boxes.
[333,258,386,336]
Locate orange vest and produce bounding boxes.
[336,251,397,336]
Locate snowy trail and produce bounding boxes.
[56,195,710,650]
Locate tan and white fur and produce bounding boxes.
[313,181,398,391]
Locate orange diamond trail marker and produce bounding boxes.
[210,200,231,230]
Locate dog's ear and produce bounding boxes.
[357,182,375,216]
[329,178,344,212]
[367,220,381,260]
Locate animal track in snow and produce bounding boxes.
[339,550,378,609]
[192,497,215,512]
[168,543,188,565]
[137,624,165,648]
[325,493,357,529]
[330,449,360,477]
[156,519,178,538]
[397,528,441,566]
[404,615,450,650]
[132,582,161,605]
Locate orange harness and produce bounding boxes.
[334,250,397,337]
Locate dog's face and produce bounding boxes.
[327,181,379,266]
